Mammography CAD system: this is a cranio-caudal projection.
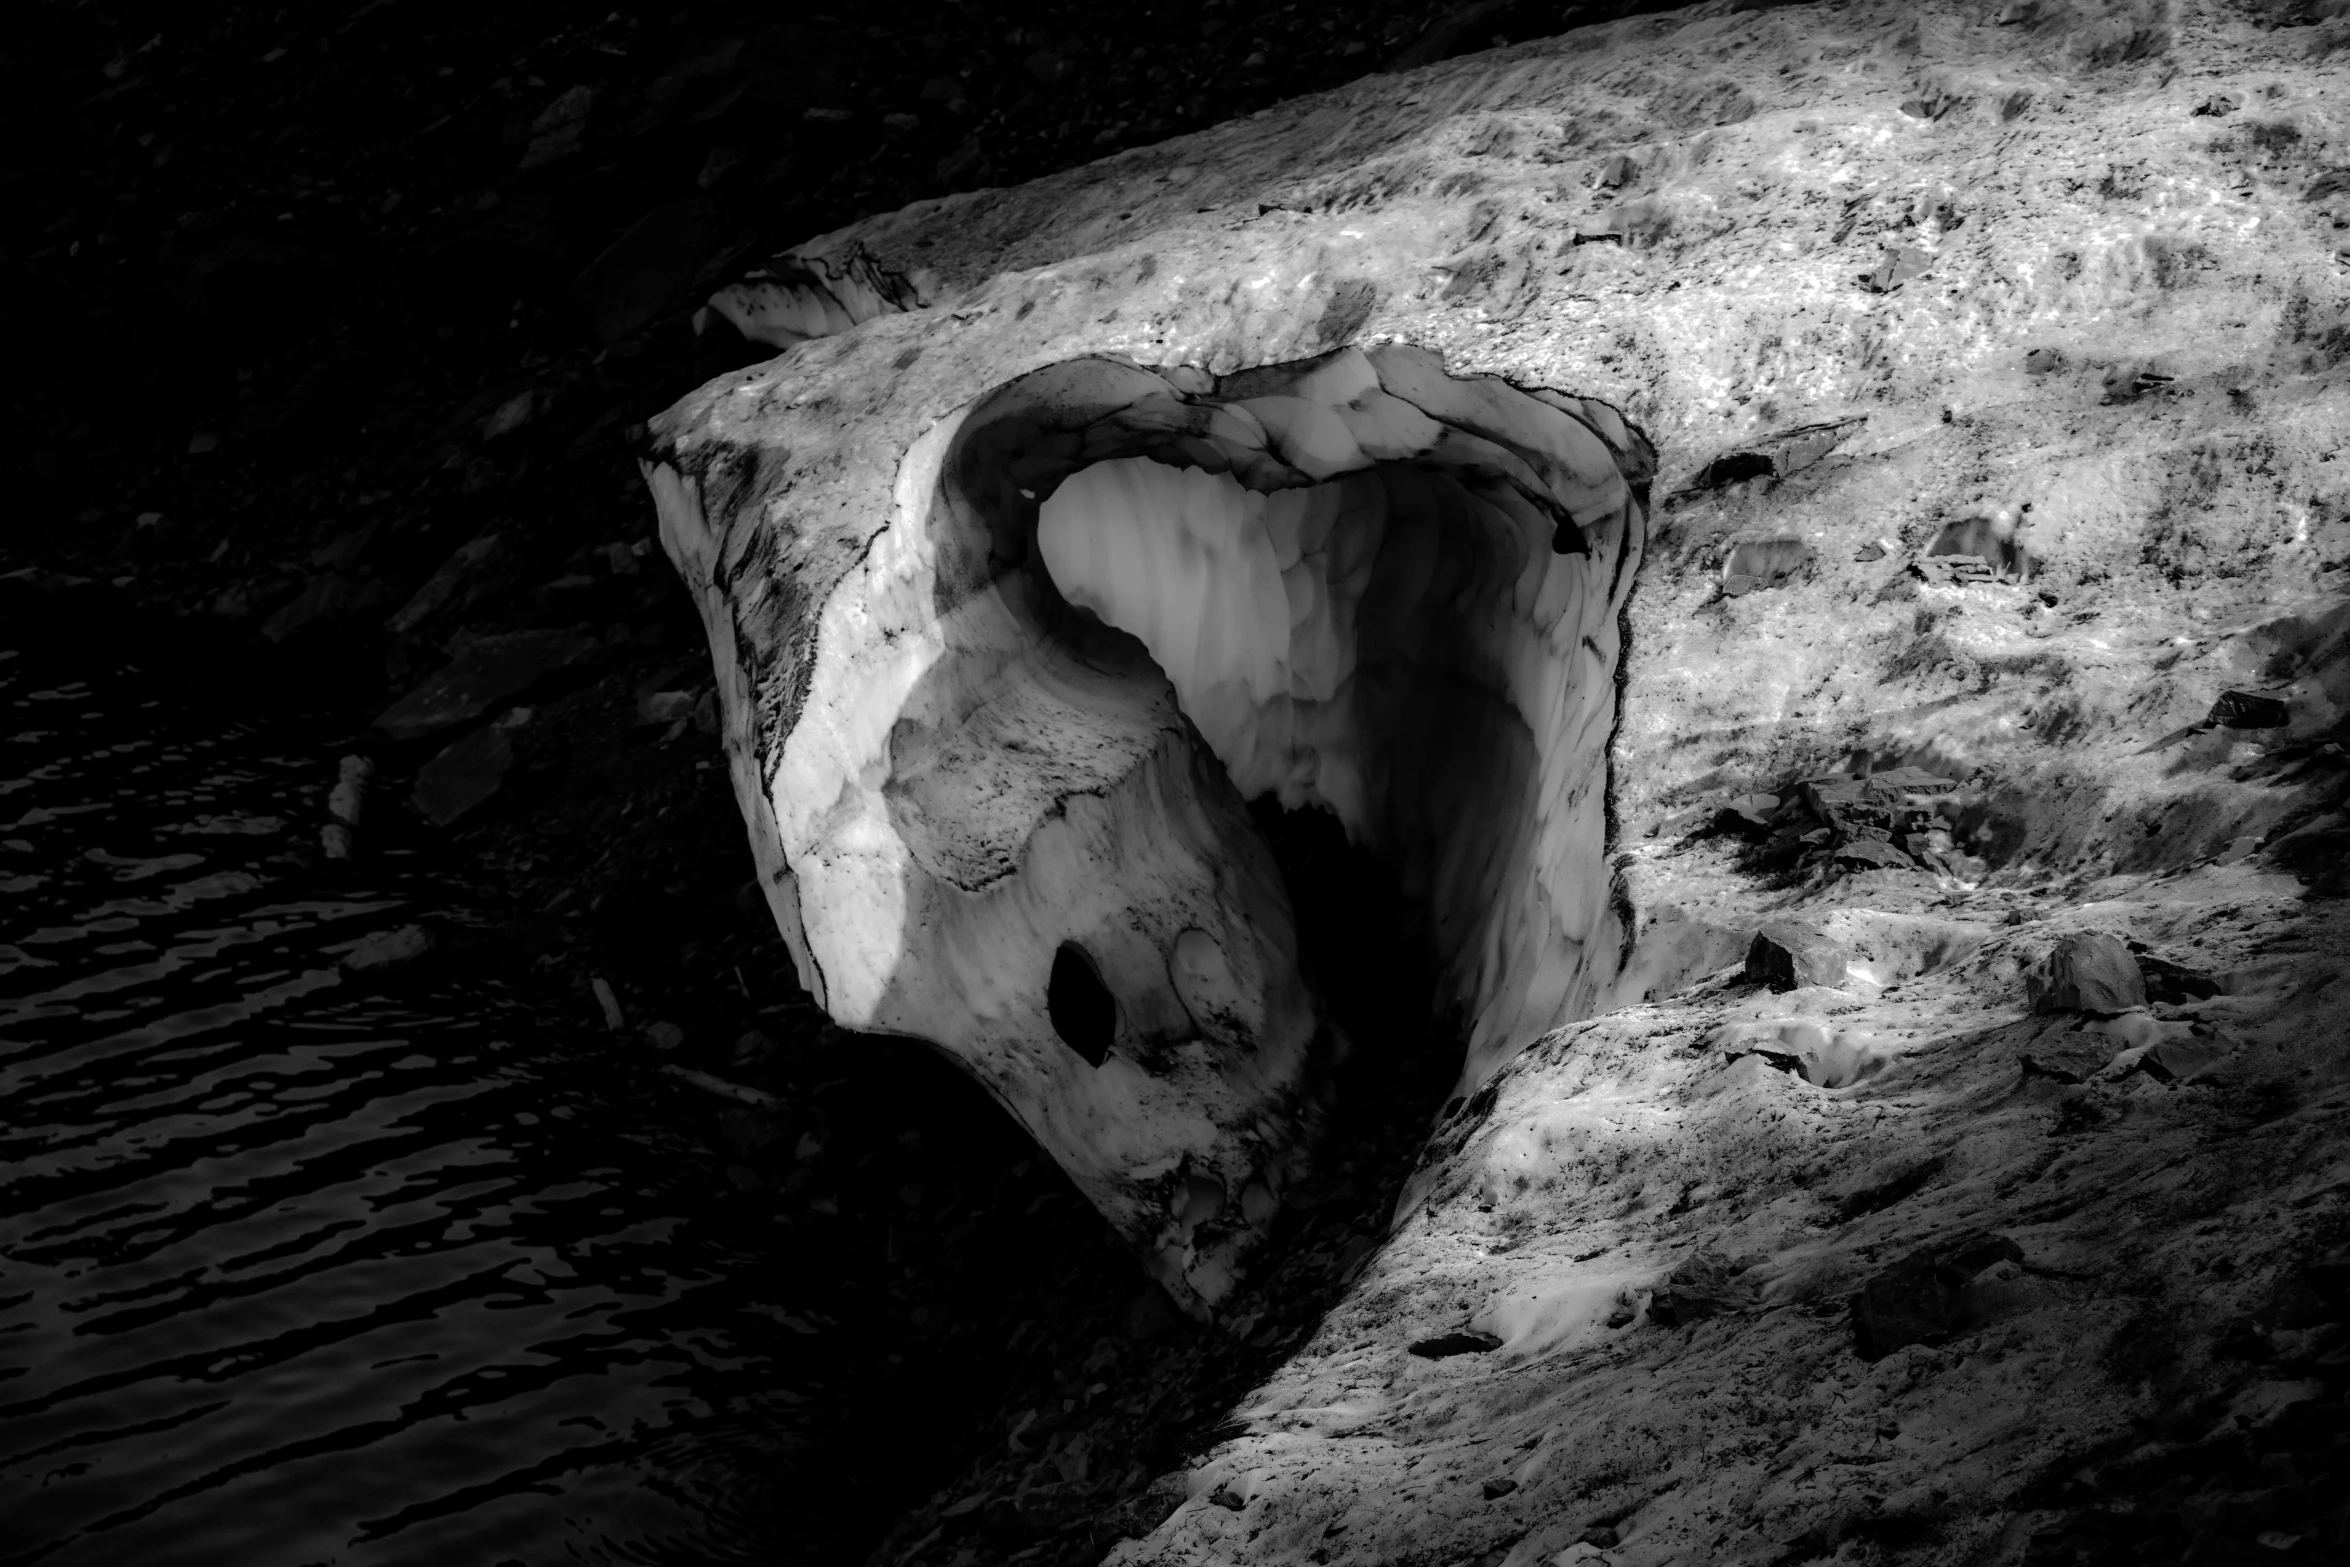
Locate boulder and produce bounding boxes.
[1746,920,1850,992]
[2206,689,2291,729]
[1850,1230,2024,1361]
[260,573,364,642]
[373,629,599,741]
[1649,1251,1755,1326]
[388,531,505,636]
[410,725,514,826]
[2027,932,2148,1015]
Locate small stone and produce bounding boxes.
[2027,931,2147,1014]
[2207,689,2291,729]
[591,976,625,1031]
[1482,1477,1519,1500]
[343,924,436,972]
[1714,792,1778,835]
[2024,345,2064,374]
[410,725,514,827]
[1746,919,1851,992]
[644,1020,685,1052]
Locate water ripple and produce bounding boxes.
[0,644,806,1566]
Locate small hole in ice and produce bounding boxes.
[1048,942,1116,1067]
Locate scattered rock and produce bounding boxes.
[2024,345,2065,374]
[1746,919,1851,991]
[1481,1477,1518,1500]
[1649,1251,1756,1326]
[374,630,600,741]
[410,725,514,826]
[644,1020,685,1052]
[1850,1230,2024,1361]
[2027,932,2148,1015]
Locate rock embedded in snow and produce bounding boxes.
[2207,688,2292,730]
[2028,930,2148,1015]
[1745,919,1849,992]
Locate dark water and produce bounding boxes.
[0,637,813,1566]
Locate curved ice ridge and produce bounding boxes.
[644,343,1652,1314]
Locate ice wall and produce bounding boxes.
[1038,441,1635,1086]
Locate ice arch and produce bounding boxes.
[643,343,1651,1314]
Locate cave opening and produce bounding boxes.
[727,343,1655,1312]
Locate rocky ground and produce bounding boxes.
[14,1,2350,1566]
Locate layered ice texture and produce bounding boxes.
[645,343,1650,1313]
[1038,410,1642,1087]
